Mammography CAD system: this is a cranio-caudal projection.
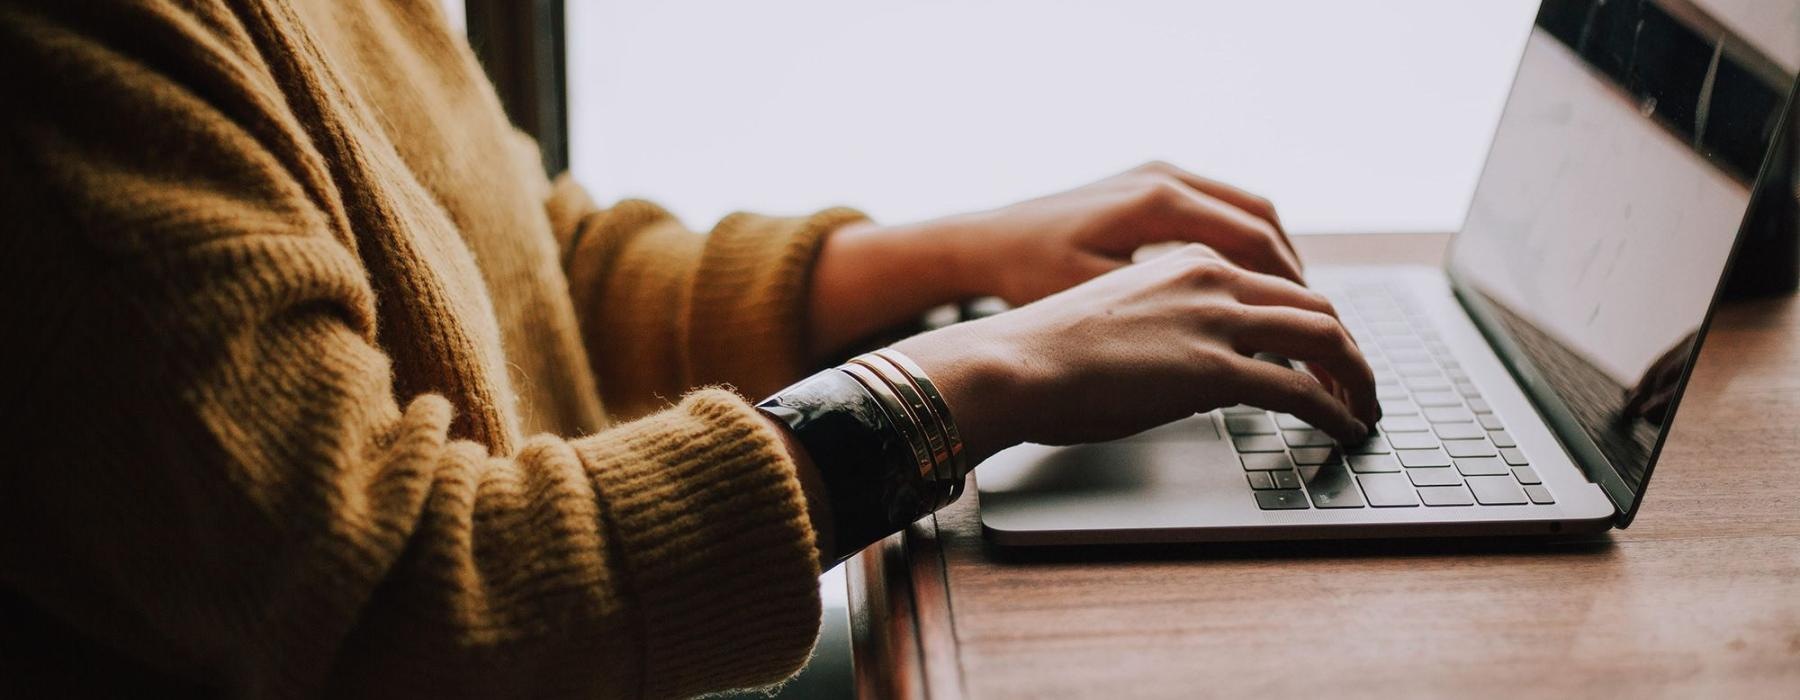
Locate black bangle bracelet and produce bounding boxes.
[757,368,956,564]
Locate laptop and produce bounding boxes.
[978,0,1800,545]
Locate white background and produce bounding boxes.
[566,0,1541,234]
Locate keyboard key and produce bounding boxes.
[1415,391,1462,407]
[1226,414,1276,435]
[1407,467,1464,487]
[1375,381,1418,397]
[1345,436,1391,455]
[1425,406,1475,423]
[1433,423,1484,440]
[1389,348,1432,363]
[1359,303,1403,318]
[1273,413,1312,430]
[1246,471,1275,490]
[1379,399,1419,416]
[1455,457,1511,476]
[1368,320,1411,336]
[1289,447,1340,466]
[1524,484,1556,504]
[1379,416,1430,432]
[1468,398,1492,413]
[1386,432,1440,450]
[1500,447,1530,466]
[1270,469,1302,490]
[1233,435,1287,453]
[1468,476,1528,505]
[1512,466,1542,485]
[1383,336,1424,351]
[1304,464,1366,508]
[1357,473,1421,507]
[1478,413,1506,430]
[1454,381,1482,397]
[1396,449,1453,468]
[1283,429,1335,448]
[1488,430,1517,448]
[1241,452,1297,471]
[1348,454,1401,473]
[1405,376,1451,391]
[1418,485,1476,506]
[1443,439,1497,458]
[1373,321,1412,337]
[1255,489,1311,510]
[1395,362,1438,377]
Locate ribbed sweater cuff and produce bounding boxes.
[573,389,823,697]
[688,207,869,398]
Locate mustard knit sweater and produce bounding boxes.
[0,1,864,697]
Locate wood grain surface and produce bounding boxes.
[848,234,1800,699]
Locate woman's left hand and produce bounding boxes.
[809,161,1302,359]
[938,160,1301,306]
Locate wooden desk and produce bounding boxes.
[846,234,1800,699]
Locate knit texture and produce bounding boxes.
[0,0,856,697]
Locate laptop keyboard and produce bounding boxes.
[1227,282,1555,510]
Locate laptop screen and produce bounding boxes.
[1445,0,1797,524]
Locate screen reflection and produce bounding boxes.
[1448,0,1796,505]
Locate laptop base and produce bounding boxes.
[976,266,1616,547]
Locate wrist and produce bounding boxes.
[899,214,993,302]
[809,219,985,361]
[890,322,1019,465]
[758,367,958,564]
[843,217,990,301]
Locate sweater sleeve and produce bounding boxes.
[0,5,819,698]
[545,175,869,419]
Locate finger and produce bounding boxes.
[1222,272,1366,399]
[1296,360,1341,409]
[1227,306,1380,425]
[1220,267,1341,321]
[1171,257,1351,404]
[1221,354,1368,443]
[1256,350,1343,414]
[1159,187,1307,285]
[1137,161,1298,262]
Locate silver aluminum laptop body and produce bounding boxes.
[978,0,1799,545]
[978,266,1616,545]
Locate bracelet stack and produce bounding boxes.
[843,350,969,511]
[755,348,968,563]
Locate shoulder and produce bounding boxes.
[1,0,335,255]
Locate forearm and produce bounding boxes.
[555,189,868,411]
[807,218,985,362]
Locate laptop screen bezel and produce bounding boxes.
[1441,26,1798,526]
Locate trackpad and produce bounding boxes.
[976,414,1233,496]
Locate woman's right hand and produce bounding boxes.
[891,244,1380,465]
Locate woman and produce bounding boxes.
[0,0,1377,697]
